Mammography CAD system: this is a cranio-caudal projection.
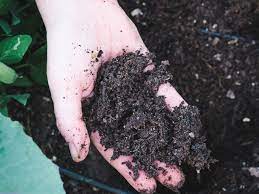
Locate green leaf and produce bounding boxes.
[0,93,30,116]
[28,45,48,86]
[0,0,14,15]
[0,105,8,116]
[0,61,18,84]
[12,14,43,36]
[12,75,33,87]
[0,35,32,64]
[0,113,65,194]
[11,10,21,25]
[6,93,30,105]
[30,63,48,86]
[0,19,11,34]
[28,44,47,64]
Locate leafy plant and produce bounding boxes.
[0,113,65,194]
[0,0,14,15]
[0,93,30,116]
[0,0,62,193]
[0,0,48,113]
[0,34,33,115]
[0,61,18,84]
[0,34,32,64]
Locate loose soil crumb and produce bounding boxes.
[84,52,215,178]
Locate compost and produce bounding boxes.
[84,52,214,178]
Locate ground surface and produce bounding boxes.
[9,0,258,193]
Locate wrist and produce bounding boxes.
[36,0,119,29]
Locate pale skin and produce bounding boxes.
[36,0,187,192]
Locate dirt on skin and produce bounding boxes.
[84,52,214,179]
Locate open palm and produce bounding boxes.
[36,0,185,192]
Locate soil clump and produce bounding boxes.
[84,52,214,178]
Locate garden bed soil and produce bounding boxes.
[9,0,258,193]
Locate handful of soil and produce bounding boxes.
[84,52,214,178]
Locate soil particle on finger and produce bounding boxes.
[97,50,104,58]
[84,52,215,179]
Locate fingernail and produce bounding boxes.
[166,174,185,192]
[69,142,80,162]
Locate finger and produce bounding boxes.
[157,82,188,110]
[46,28,97,162]
[154,161,185,191]
[156,83,187,189]
[49,78,90,162]
[91,131,157,194]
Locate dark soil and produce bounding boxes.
[8,0,258,194]
[84,52,214,178]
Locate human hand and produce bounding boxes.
[36,0,185,192]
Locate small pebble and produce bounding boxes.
[226,90,235,99]
[242,117,251,122]
[42,96,51,102]
[212,37,220,46]
[222,187,227,191]
[189,132,195,138]
[131,8,143,17]
[239,185,245,189]
[226,75,232,79]
[228,39,238,45]
[92,187,99,192]
[212,24,218,29]
[235,81,241,86]
[213,53,222,61]
[203,19,207,24]
[52,155,57,162]
[248,167,259,177]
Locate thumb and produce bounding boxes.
[49,79,90,162]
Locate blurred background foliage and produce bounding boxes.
[0,0,47,116]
